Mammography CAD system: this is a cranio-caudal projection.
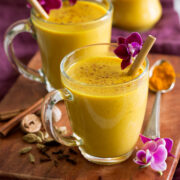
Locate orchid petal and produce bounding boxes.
[168,152,175,158]
[153,145,168,164]
[151,161,167,172]
[121,59,131,69]
[146,149,153,164]
[42,0,62,13]
[39,0,46,5]
[140,134,152,144]
[136,150,146,161]
[134,149,152,166]
[156,138,166,147]
[69,0,77,5]
[133,159,148,166]
[164,138,173,154]
[129,42,142,57]
[143,141,157,152]
[114,44,131,61]
[117,37,126,44]
[125,32,143,46]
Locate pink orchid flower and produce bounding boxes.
[134,135,174,175]
[140,135,174,157]
[114,32,143,69]
[27,0,77,14]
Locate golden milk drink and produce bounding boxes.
[62,56,148,157]
[31,1,112,89]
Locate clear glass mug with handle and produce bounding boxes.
[41,43,149,165]
[4,0,113,91]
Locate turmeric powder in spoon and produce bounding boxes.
[149,61,176,91]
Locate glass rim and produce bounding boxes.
[31,0,113,26]
[60,43,149,88]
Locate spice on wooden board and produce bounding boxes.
[19,146,32,155]
[29,153,35,164]
[36,143,46,150]
[23,133,42,143]
[149,61,176,91]
[40,158,52,163]
[57,154,69,160]
[52,149,64,154]
[66,158,77,165]
[44,140,60,146]
[36,131,45,141]
[39,150,51,159]
[20,122,77,166]
[69,148,78,155]
[21,114,42,133]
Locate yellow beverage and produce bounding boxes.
[62,56,149,158]
[113,0,162,31]
[31,1,112,89]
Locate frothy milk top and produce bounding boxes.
[48,1,107,24]
[66,57,144,86]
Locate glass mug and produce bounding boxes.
[41,43,149,165]
[4,0,113,91]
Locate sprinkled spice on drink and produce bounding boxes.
[67,57,144,86]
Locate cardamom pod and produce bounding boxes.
[23,133,40,143]
[36,131,44,141]
[36,143,46,150]
[19,146,32,155]
[29,153,35,163]
[36,136,43,143]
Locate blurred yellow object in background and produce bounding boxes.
[113,0,162,31]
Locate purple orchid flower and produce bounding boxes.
[27,0,77,14]
[27,0,62,13]
[134,135,174,175]
[41,0,62,13]
[114,32,143,69]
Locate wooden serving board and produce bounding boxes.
[0,53,179,180]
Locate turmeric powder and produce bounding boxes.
[149,61,175,91]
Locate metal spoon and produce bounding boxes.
[143,59,175,139]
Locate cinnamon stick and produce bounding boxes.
[0,109,24,120]
[0,98,43,137]
[27,0,49,19]
[128,35,156,76]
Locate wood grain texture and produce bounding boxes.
[0,53,179,180]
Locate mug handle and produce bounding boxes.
[41,89,82,146]
[4,19,44,83]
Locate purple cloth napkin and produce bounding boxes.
[112,0,180,56]
[0,0,37,101]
